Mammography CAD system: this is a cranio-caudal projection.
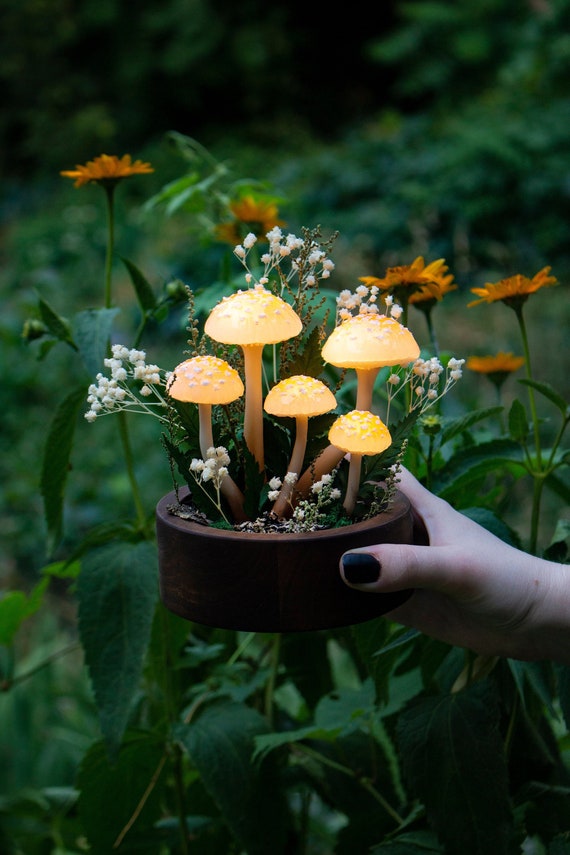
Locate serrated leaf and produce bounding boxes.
[77,541,158,756]
[519,378,569,415]
[72,307,119,377]
[121,257,157,312]
[285,325,326,378]
[508,398,529,442]
[77,732,165,853]
[40,384,88,554]
[178,700,289,854]
[178,702,287,855]
[398,681,513,854]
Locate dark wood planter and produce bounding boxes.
[156,488,416,633]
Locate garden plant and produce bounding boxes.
[1,135,569,854]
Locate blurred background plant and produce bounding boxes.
[1,0,570,852]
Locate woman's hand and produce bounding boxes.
[340,468,570,664]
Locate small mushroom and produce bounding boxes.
[321,313,420,411]
[205,286,302,470]
[264,375,337,517]
[328,409,392,516]
[167,354,246,522]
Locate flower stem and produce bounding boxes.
[103,184,116,309]
[514,305,543,553]
[117,410,147,530]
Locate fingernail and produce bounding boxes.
[341,552,381,584]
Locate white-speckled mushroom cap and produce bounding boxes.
[264,375,337,418]
[328,409,392,455]
[167,355,244,404]
[322,314,419,369]
[205,287,302,346]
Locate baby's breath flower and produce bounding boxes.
[268,476,282,491]
[284,472,298,485]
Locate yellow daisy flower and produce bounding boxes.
[467,352,525,375]
[360,257,455,301]
[215,195,285,245]
[409,277,458,306]
[468,267,557,308]
[61,154,154,188]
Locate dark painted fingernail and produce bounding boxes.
[341,553,381,584]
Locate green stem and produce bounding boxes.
[514,304,543,553]
[515,305,542,469]
[264,633,282,727]
[103,184,116,309]
[293,743,404,826]
[117,410,147,530]
[2,641,80,690]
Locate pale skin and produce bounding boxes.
[340,468,570,665]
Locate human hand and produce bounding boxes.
[340,468,570,664]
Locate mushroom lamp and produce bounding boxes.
[328,409,392,515]
[205,287,302,470]
[167,354,246,521]
[322,314,420,411]
[264,374,337,516]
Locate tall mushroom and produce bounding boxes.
[321,313,420,411]
[205,286,302,470]
[167,354,247,522]
[328,409,392,516]
[264,375,337,517]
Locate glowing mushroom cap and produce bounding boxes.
[328,410,392,456]
[167,355,244,404]
[205,286,302,346]
[264,375,337,418]
[322,313,420,369]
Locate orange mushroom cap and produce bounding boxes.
[328,410,392,456]
[264,375,336,418]
[205,286,302,346]
[167,355,244,404]
[322,313,420,369]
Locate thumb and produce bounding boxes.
[340,542,464,595]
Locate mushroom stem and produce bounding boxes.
[198,403,247,523]
[295,444,346,498]
[343,452,362,516]
[242,343,265,470]
[272,416,308,517]
[355,367,380,411]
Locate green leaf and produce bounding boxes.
[285,325,326,378]
[77,541,158,756]
[40,384,88,554]
[555,665,570,731]
[518,378,569,416]
[371,829,444,853]
[508,397,529,442]
[440,406,503,445]
[121,257,157,312]
[37,295,76,348]
[460,507,522,547]
[397,681,513,854]
[72,307,119,377]
[431,438,525,499]
[178,700,290,854]
[77,732,166,853]
[0,578,49,646]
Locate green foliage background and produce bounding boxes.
[1,1,570,852]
